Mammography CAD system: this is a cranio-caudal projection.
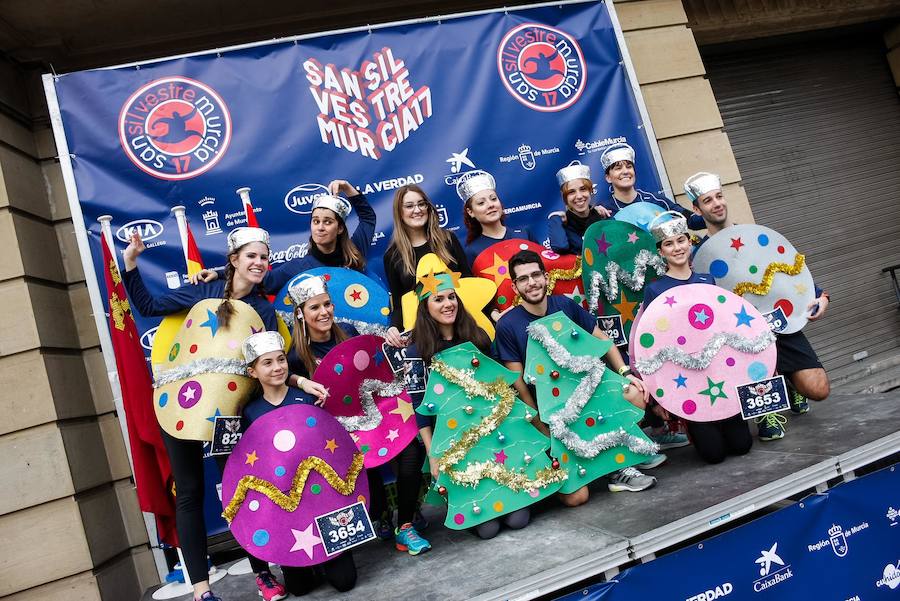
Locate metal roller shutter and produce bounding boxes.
[702,33,900,378]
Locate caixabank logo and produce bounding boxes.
[497,23,586,112]
[119,77,232,180]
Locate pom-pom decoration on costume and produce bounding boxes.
[473,240,585,311]
[276,267,391,335]
[581,220,666,339]
[401,253,497,338]
[151,299,282,441]
[313,335,418,468]
[613,201,666,232]
[525,313,657,493]
[691,224,816,334]
[631,283,777,421]
[221,405,367,567]
[416,343,566,529]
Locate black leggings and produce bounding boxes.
[687,414,753,464]
[281,551,356,595]
[161,429,213,584]
[368,439,424,525]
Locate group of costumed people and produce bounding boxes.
[122,143,831,601]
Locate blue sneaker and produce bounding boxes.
[649,428,690,450]
[755,413,787,441]
[637,453,667,469]
[372,511,395,541]
[395,523,431,555]
[789,389,810,414]
[196,592,223,601]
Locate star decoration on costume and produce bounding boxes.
[245,450,259,466]
[418,270,442,296]
[200,309,219,336]
[794,283,808,295]
[627,232,639,244]
[564,285,584,304]
[595,233,612,256]
[693,308,711,325]
[734,305,755,327]
[699,376,728,406]
[389,398,415,422]
[324,439,338,453]
[449,270,462,288]
[612,290,638,322]
[730,237,745,251]
[349,288,363,301]
[663,295,677,307]
[494,450,507,464]
[206,409,222,423]
[386,429,400,442]
[290,524,322,559]
[673,373,688,388]
[481,253,511,284]
[180,384,198,403]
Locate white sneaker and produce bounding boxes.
[607,467,657,492]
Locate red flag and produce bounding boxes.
[185,220,205,277]
[101,233,178,546]
[242,198,259,227]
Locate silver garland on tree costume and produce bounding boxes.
[334,372,405,432]
[586,250,667,313]
[526,323,659,458]
[634,330,776,375]
[154,357,248,387]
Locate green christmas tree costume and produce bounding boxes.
[525,312,658,494]
[417,342,567,530]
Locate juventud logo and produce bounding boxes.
[119,76,232,180]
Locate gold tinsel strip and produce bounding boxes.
[733,254,805,297]
[513,257,582,306]
[222,452,365,523]
[430,360,567,491]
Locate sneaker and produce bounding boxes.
[789,389,810,414]
[755,413,787,441]
[372,511,395,541]
[196,593,223,601]
[412,509,429,532]
[637,453,667,469]
[255,571,287,601]
[607,467,657,492]
[648,428,690,450]
[395,523,432,555]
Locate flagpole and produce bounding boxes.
[171,206,190,271]
[97,215,118,271]
[235,187,257,226]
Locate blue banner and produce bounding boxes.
[50,1,662,344]
[555,464,900,601]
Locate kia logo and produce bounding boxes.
[116,219,164,243]
[140,326,158,351]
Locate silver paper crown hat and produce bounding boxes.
[455,170,496,202]
[311,195,352,221]
[649,211,689,243]
[556,161,592,187]
[227,227,270,253]
[683,172,722,202]
[288,274,329,308]
[600,143,635,171]
[242,331,285,365]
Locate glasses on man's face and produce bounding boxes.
[514,270,546,286]
[402,201,429,213]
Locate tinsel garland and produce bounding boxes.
[733,254,805,297]
[634,330,776,375]
[275,311,388,337]
[335,373,405,432]
[527,323,658,458]
[587,250,667,313]
[430,360,567,491]
[222,452,365,523]
[512,257,582,306]
[154,357,247,387]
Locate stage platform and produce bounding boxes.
[143,391,900,601]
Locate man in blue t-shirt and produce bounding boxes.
[686,172,831,440]
[494,250,657,501]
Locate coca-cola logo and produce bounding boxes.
[269,243,309,264]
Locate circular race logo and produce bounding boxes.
[119,76,232,180]
[497,23,587,112]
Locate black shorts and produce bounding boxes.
[775,330,823,375]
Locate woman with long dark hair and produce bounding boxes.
[547,162,611,254]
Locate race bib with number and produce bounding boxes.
[762,307,788,333]
[736,375,790,420]
[597,314,627,346]
[314,501,376,556]
[210,416,242,455]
